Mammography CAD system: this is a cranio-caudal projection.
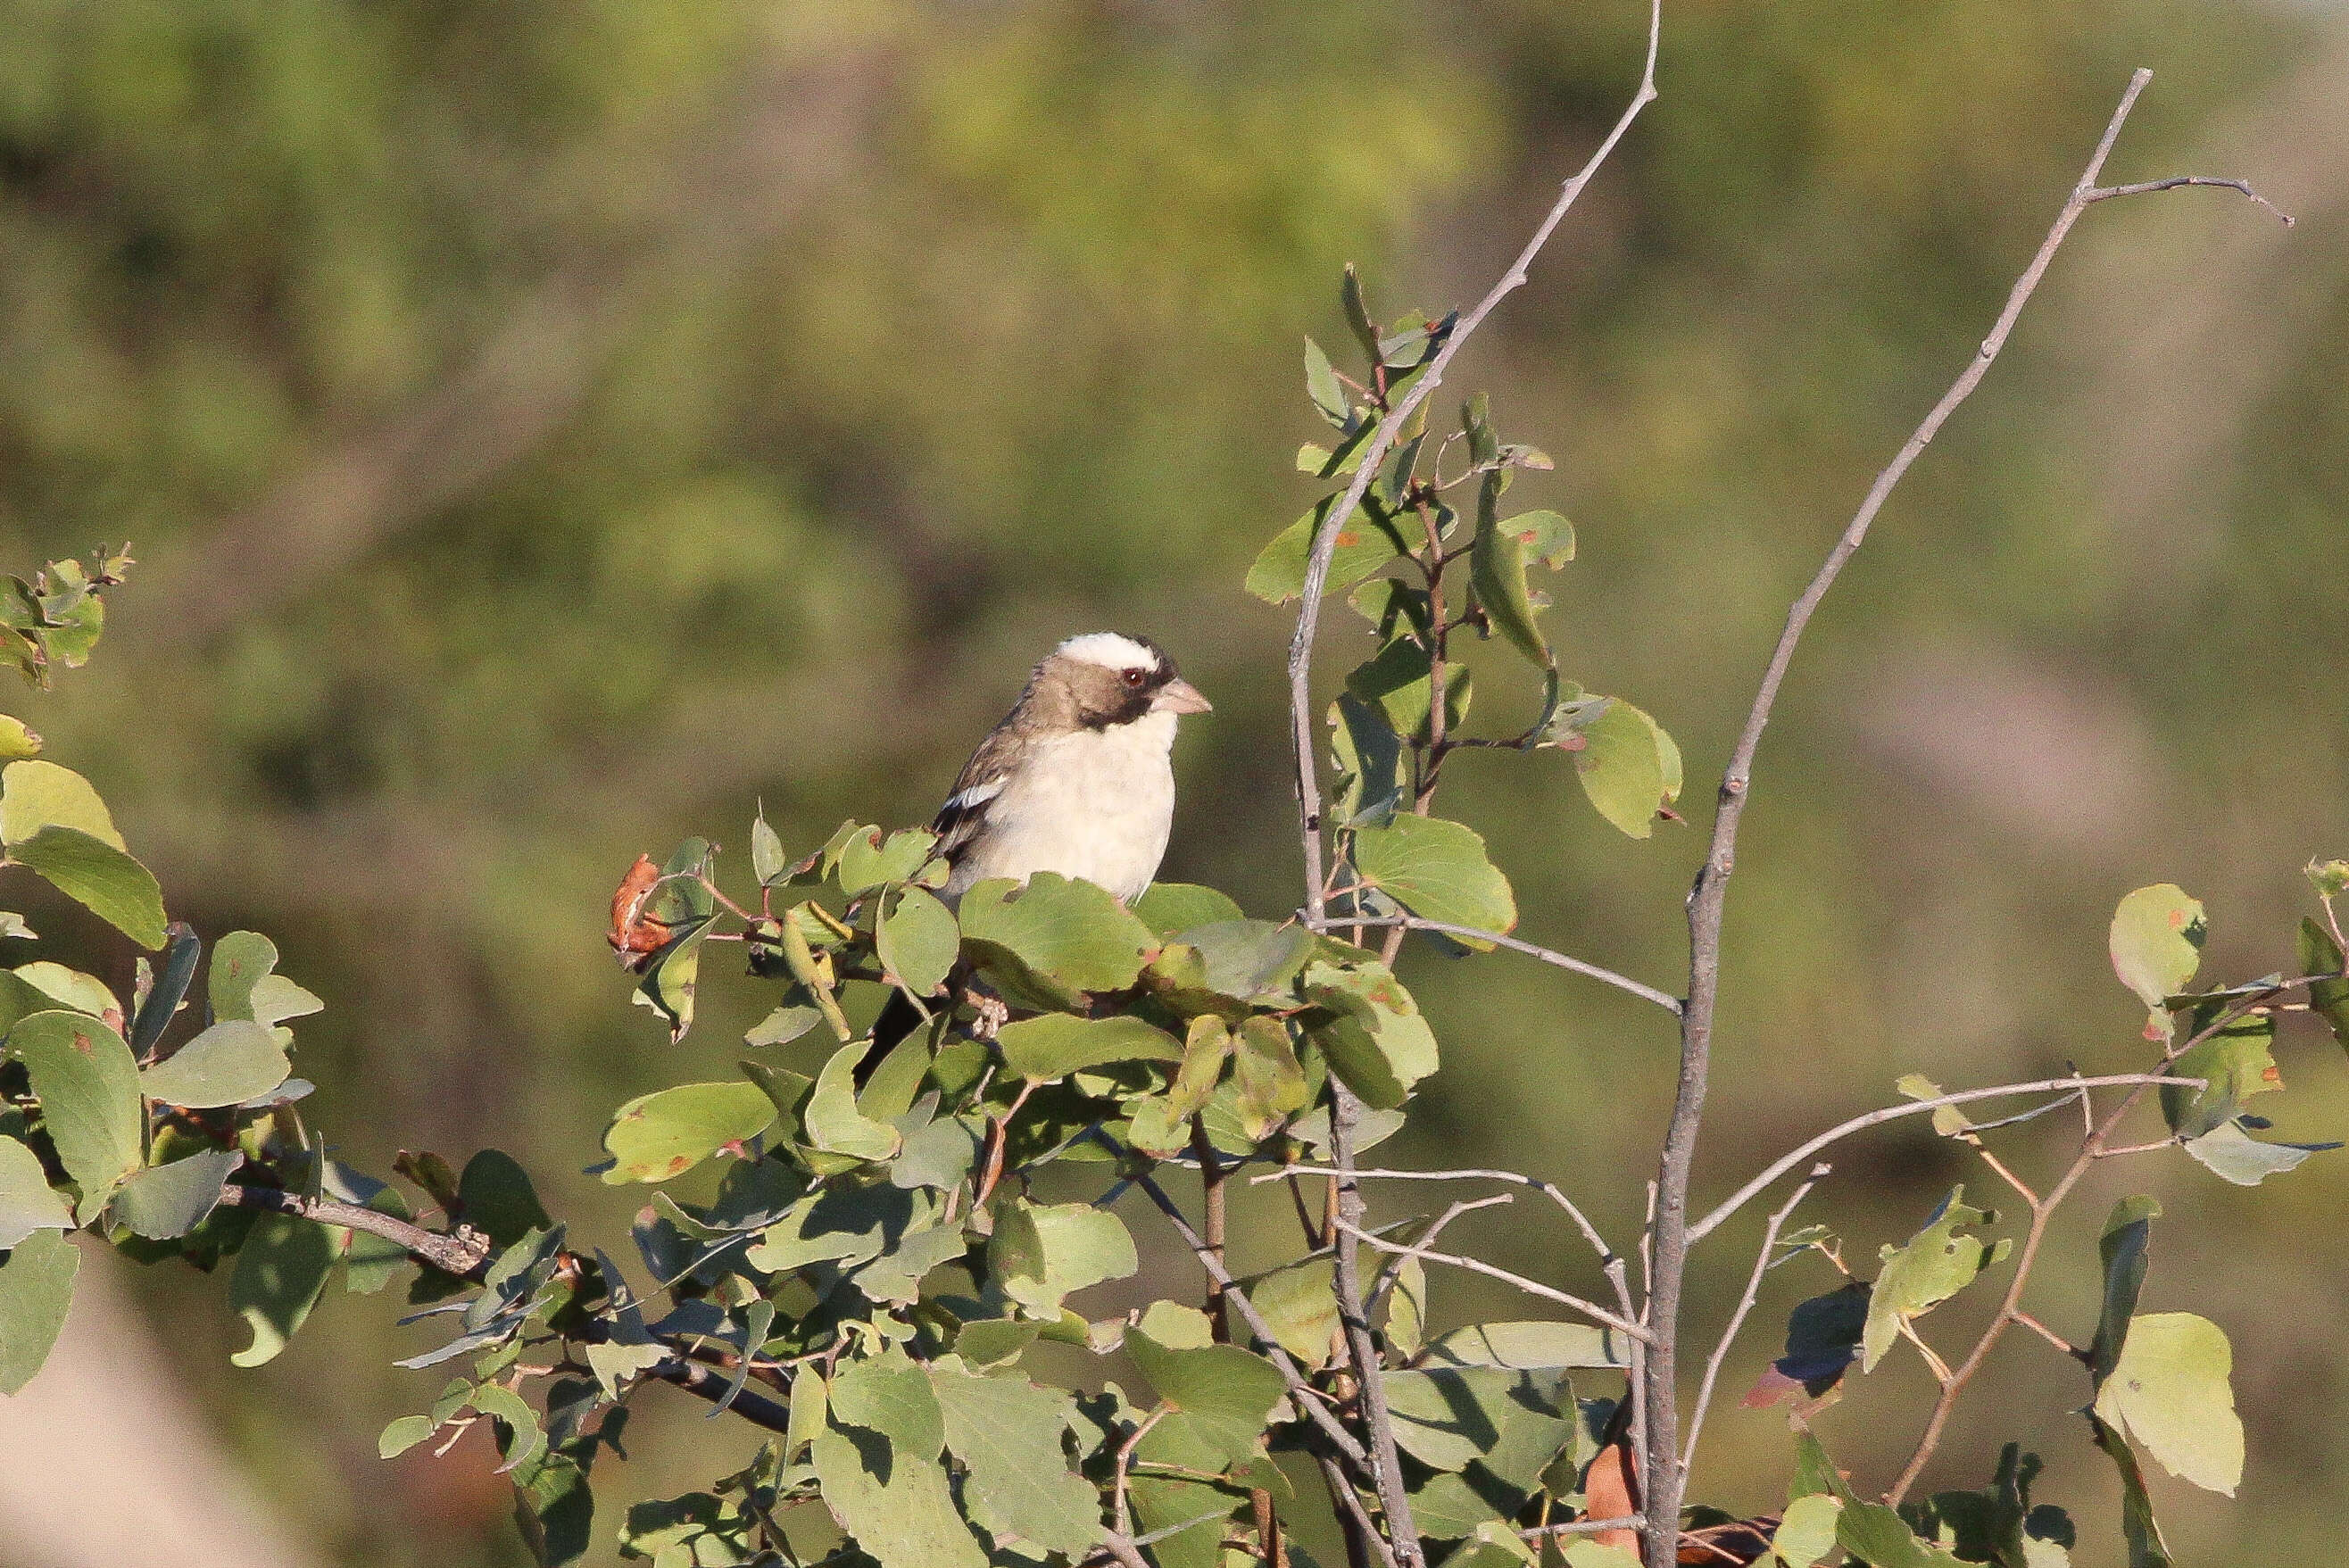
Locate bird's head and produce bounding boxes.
[1036,631,1211,731]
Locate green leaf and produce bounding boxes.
[9,825,166,948]
[378,1414,438,1458]
[0,717,40,762]
[1863,1188,2009,1373]
[1837,1501,1968,1567]
[996,1013,1183,1082]
[2088,1415,2172,1568]
[1301,957,1439,1108]
[630,920,710,1045]
[929,1361,1102,1556]
[810,1427,989,1568]
[1131,883,1244,936]
[1304,336,1352,429]
[1247,1258,1338,1368]
[111,1149,237,1239]
[958,873,1157,1006]
[510,1446,596,1568]
[1771,1494,1845,1567]
[1345,635,1471,747]
[878,885,958,997]
[1232,1016,1308,1140]
[1180,921,1315,1004]
[9,1009,142,1211]
[207,932,279,1023]
[1424,1320,1632,1372]
[1472,475,1551,666]
[0,759,123,849]
[1328,692,1407,827]
[1507,510,1575,570]
[2109,886,2206,1041]
[2091,1197,2160,1385]
[1247,496,1414,606]
[0,1228,77,1394]
[803,1040,901,1159]
[472,1382,547,1474]
[228,1211,337,1366]
[2179,1120,2335,1185]
[1564,1546,1641,1568]
[838,825,940,897]
[1379,1366,1574,1489]
[1130,1329,1286,1472]
[992,1198,1136,1316]
[751,809,787,886]
[12,962,115,1019]
[2295,917,2349,1054]
[1349,815,1515,936]
[0,1134,72,1249]
[1573,698,1680,839]
[138,1020,290,1108]
[459,1149,552,1249]
[1341,264,1381,361]
[599,1081,776,1185]
[831,1351,946,1461]
[2091,1313,2243,1495]
[2161,1011,2276,1138]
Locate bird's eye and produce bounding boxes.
[1121,668,1147,688]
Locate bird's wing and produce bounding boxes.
[930,726,1030,866]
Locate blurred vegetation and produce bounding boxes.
[0,1,2342,1564]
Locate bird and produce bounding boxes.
[864,631,1209,1067]
[929,631,1211,905]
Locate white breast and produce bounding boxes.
[947,710,1177,904]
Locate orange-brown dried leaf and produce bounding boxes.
[608,854,669,967]
[1581,1432,1641,1553]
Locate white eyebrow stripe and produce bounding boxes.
[944,778,1005,812]
[1057,631,1158,672]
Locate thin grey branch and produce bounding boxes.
[1311,912,1683,1015]
[1636,68,2281,1568]
[1333,1221,1653,1341]
[1684,1074,2200,1246]
[1366,1193,1514,1321]
[1679,1166,1827,1479]
[2087,175,2294,222]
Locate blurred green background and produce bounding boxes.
[0,0,2343,1563]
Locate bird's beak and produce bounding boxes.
[1151,677,1212,715]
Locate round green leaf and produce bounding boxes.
[0,1227,78,1394]
[9,1009,142,1209]
[2093,1313,2244,1495]
[110,1149,238,1240]
[1573,698,1679,839]
[0,759,122,849]
[878,884,958,996]
[9,825,167,949]
[600,1080,776,1184]
[2109,885,2206,1038]
[0,1133,72,1249]
[1348,814,1515,936]
[995,1013,1183,1081]
[139,1020,291,1108]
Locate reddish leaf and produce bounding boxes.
[607,854,670,967]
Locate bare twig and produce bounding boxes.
[1328,1095,1425,1564]
[1523,1517,1646,1540]
[1366,1193,1513,1320]
[1683,1074,2197,1245]
[1308,913,1683,1015]
[1333,1221,1652,1341]
[220,1182,490,1281]
[1679,1167,1826,1478]
[1636,70,2281,1566]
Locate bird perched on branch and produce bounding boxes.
[866,631,1210,1066]
[930,631,1210,903]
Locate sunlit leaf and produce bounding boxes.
[139,1020,290,1108]
[2109,886,2206,1041]
[1863,1188,2009,1373]
[8,825,166,949]
[599,1081,776,1184]
[0,1228,77,1394]
[9,1009,142,1211]
[1348,814,1515,936]
[2092,1313,2243,1495]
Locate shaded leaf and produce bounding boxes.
[0,1228,77,1394]
[1472,475,1550,666]
[460,1149,553,1249]
[2160,1011,2276,1139]
[992,1198,1136,1316]
[2179,1121,2336,1185]
[2088,1415,2172,1568]
[1838,1502,1967,1567]
[811,1427,989,1568]
[10,1010,142,1211]
[111,1149,237,1240]
[930,1360,1102,1556]
[1130,1328,1286,1472]
[228,1212,337,1366]
[0,1134,72,1249]
[2295,917,2349,1054]
[1345,635,1471,747]
[1245,497,1415,605]
[2090,1197,2159,1386]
